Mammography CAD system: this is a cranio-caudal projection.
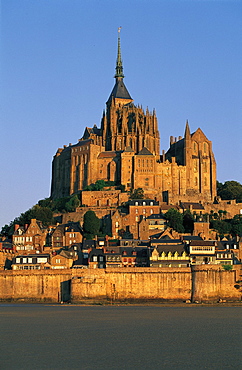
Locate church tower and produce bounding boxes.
[101,29,160,155]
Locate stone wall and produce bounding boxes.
[0,266,241,303]
[71,268,192,302]
[0,270,72,302]
[191,265,241,302]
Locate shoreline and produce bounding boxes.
[0,300,241,307]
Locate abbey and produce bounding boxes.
[51,35,217,204]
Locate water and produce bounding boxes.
[0,304,241,369]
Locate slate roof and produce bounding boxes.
[107,79,132,102]
[82,240,97,249]
[183,236,203,241]
[190,240,216,246]
[150,239,182,245]
[137,147,153,156]
[154,244,187,256]
[147,214,166,220]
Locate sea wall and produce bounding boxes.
[71,268,192,302]
[0,266,241,303]
[0,270,72,302]
[192,265,241,302]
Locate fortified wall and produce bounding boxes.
[0,266,241,303]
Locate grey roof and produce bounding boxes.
[147,214,166,220]
[137,147,153,156]
[124,146,134,152]
[155,244,187,256]
[107,79,132,102]
[151,239,182,244]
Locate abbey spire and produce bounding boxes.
[107,28,133,105]
[115,27,124,79]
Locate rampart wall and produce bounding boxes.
[0,270,72,302]
[192,265,241,302]
[0,266,241,303]
[71,268,192,302]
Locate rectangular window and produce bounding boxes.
[37,257,47,263]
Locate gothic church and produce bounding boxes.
[51,35,217,204]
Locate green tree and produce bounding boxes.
[93,180,106,191]
[16,205,54,227]
[183,210,194,233]
[230,215,242,237]
[164,208,185,233]
[217,180,242,203]
[65,195,80,212]
[210,219,232,237]
[83,210,100,239]
[129,188,144,200]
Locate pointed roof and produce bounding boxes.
[184,120,191,139]
[137,147,153,156]
[107,28,132,103]
[124,146,134,152]
[115,28,124,79]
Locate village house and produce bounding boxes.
[12,219,47,254]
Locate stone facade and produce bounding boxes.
[51,36,217,205]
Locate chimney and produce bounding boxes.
[14,224,19,232]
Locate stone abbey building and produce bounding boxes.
[51,35,217,204]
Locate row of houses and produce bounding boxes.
[7,231,241,270]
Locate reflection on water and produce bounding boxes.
[0,305,241,369]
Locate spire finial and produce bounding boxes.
[185,119,191,138]
[115,27,124,78]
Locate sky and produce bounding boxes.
[1,0,242,228]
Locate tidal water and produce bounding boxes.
[0,304,241,369]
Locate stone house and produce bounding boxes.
[12,219,47,254]
[48,222,82,250]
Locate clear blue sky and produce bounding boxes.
[1,0,242,228]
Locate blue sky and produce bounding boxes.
[1,0,242,228]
